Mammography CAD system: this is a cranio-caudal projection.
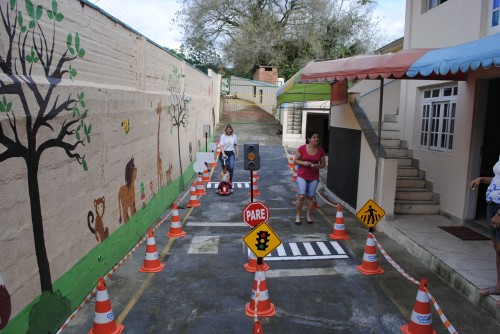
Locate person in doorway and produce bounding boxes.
[470,155,500,307]
[294,129,326,225]
[219,124,238,190]
[217,164,232,194]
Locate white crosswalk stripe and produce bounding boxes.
[206,181,250,188]
[248,241,350,261]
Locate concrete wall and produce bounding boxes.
[0,0,220,332]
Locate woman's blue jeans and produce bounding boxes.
[220,151,235,182]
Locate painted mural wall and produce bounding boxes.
[0,0,220,332]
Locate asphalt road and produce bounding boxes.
[62,122,500,334]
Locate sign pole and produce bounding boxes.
[250,170,254,202]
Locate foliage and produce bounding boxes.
[178,0,386,80]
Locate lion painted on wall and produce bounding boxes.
[118,157,137,223]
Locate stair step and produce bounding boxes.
[382,122,400,131]
[397,167,419,177]
[396,189,435,201]
[383,114,399,122]
[397,177,426,188]
[394,202,441,214]
[381,139,401,147]
[380,130,400,140]
[397,157,413,167]
[385,147,408,157]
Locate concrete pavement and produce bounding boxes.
[59,120,500,333]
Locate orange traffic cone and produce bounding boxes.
[245,264,276,317]
[202,167,210,182]
[291,168,297,182]
[88,278,124,334]
[244,249,270,272]
[248,177,261,197]
[139,228,165,273]
[210,146,219,167]
[252,170,259,180]
[196,174,206,196]
[356,232,384,275]
[253,320,263,334]
[167,203,186,237]
[288,154,295,168]
[186,182,201,208]
[329,204,349,240]
[312,196,318,209]
[216,143,221,159]
[401,278,436,334]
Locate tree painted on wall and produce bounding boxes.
[166,66,188,174]
[0,0,91,293]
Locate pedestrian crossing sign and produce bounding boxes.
[356,199,385,228]
[243,222,281,258]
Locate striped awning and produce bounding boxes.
[300,32,500,84]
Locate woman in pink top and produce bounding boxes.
[293,130,326,225]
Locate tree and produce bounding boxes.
[166,66,188,175]
[0,0,91,292]
[178,0,386,80]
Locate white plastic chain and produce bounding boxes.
[371,233,458,334]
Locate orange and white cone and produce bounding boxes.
[291,168,297,182]
[139,228,165,273]
[186,182,201,208]
[252,170,259,180]
[166,203,186,237]
[202,167,210,182]
[210,146,219,167]
[356,232,384,275]
[401,278,436,334]
[195,174,206,196]
[88,278,124,334]
[248,177,261,197]
[312,196,318,209]
[287,154,295,168]
[216,143,221,159]
[244,249,270,272]
[329,204,349,240]
[245,264,276,318]
[253,320,263,334]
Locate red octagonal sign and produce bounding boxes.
[243,201,269,227]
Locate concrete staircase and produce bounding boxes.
[379,114,441,214]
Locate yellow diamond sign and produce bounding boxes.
[243,222,281,258]
[356,199,385,229]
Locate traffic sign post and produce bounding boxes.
[242,201,269,228]
[243,222,281,258]
[356,199,385,231]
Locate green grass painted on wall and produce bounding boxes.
[0,164,195,334]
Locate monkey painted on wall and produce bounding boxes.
[87,197,109,242]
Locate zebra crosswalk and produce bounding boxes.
[206,181,250,189]
[248,241,350,261]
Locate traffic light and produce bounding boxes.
[255,230,270,251]
[244,143,260,170]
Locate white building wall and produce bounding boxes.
[400,0,499,218]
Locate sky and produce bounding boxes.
[90,0,406,51]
